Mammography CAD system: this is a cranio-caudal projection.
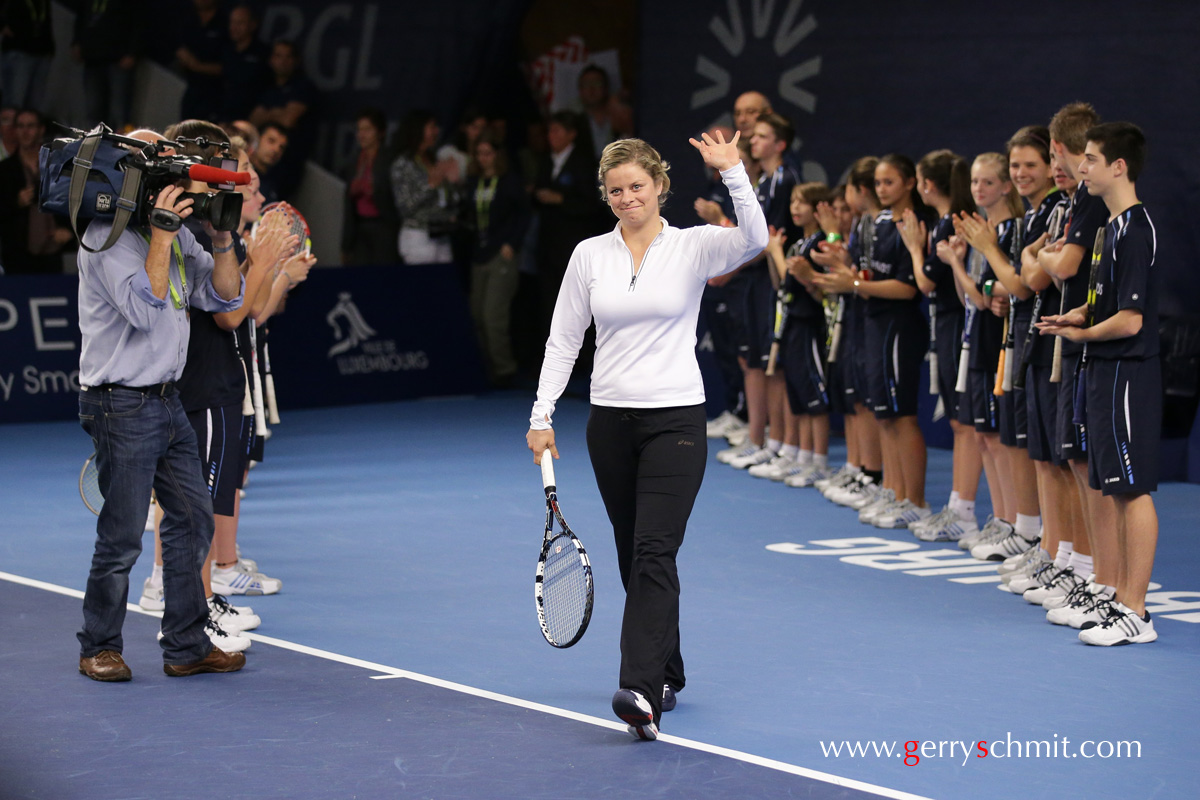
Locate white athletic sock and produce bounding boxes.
[1014,513,1041,541]
[150,564,163,586]
[949,490,960,508]
[779,444,800,461]
[766,438,782,454]
[813,452,828,468]
[213,565,237,579]
[796,449,813,465]
[1069,550,1093,576]
[845,462,861,474]
[1054,541,1074,569]
[951,497,975,522]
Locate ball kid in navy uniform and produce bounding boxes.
[761,181,832,484]
[1037,102,1121,600]
[1037,122,1159,646]
[810,158,885,504]
[814,154,929,529]
[898,150,980,541]
[941,152,1022,555]
[726,111,802,469]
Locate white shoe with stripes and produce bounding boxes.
[1079,601,1157,646]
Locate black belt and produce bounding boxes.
[91,381,177,396]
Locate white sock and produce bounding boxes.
[796,449,813,465]
[845,462,861,474]
[1054,541,1074,569]
[813,452,828,468]
[1069,550,1093,576]
[150,564,163,586]
[951,497,975,522]
[1014,513,1041,541]
[213,565,237,578]
[780,444,800,461]
[949,490,960,507]
[766,438,782,454]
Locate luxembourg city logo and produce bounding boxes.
[326,292,427,375]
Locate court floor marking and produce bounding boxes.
[1,569,932,800]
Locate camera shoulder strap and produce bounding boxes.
[70,127,144,253]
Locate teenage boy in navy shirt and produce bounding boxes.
[1037,122,1159,646]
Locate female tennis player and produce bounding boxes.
[526,131,767,740]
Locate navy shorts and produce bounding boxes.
[783,320,830,416]
[998,386,1027,448]
[186,405,246,516]
[1025,363,1060,464]
[738,265,775,369]
[1057,352,1087,463]
[966,369,999,433]
[1086,357,1160,495]
[864,311,925,420]
[933,310,964,423]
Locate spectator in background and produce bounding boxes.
[228,118,258,155]
[176,0,228,121]
[534,110,599,327]
[0,107,17,158]
[1,0,54,111]
[250,120,287,203]
[732,90,771,140]
[249,39,315,200]
[0,109,73,274]
[436,107,488,186]
[390,110,459,265]
[341,107,399,265]
[576,64,632,160]
[464,131,528,385]
[220,4,269,123]
[71,0,143,130]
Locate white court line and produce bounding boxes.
[0,570,932,800]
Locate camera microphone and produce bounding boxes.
[188,164,251,185]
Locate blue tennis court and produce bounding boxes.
[2,393,1197,799]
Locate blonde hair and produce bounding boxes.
[597,138,671,204]
[973,152,1023,219]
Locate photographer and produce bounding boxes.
[76,129,246,681]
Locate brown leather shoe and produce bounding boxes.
[79,650,132,682]
[163,646,246,677]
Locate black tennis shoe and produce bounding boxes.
[662,684,677,713]
[612,688,658,740]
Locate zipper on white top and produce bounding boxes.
[625,233,664,292]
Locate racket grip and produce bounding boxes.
[1002,345,1014,392]
[828,321,842,363]
[955,345,970,394]
[540,448,556,492]
[240,363,254,416]
[265,374,281,425]
[929,351,939,395]
[765,342,779,377]
[1050,338,1063,383]
[993,348,1006,396]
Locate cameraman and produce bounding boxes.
[76,129,247,681]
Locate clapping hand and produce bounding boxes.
[813,201,840,238]
[897,208,927,254]
[954,212,998,252]
[694,197,725,225]
[688,129,741,172]
[936,235,966,267]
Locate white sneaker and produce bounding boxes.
[725,426,750,447]
[997,545,1045,578]
[1079,602,1157,646]
[1004,556,1057,593]
[139,577,164,612]
[830,475,878,507]
[158,619,251,653]
[785,464,831,488]
[817,465,858,494]
[857,489,897,522]
[748,454,794,479]
[211,564,282,596]
[208,594,261,632]
[729,446,775,470]
[875,501,932,530]
[706,411,743,438]
[958,515,1003,551]
[1023,567,1086,605]
[913,508,978,542]
[972,529,1038,562]
[717,442,756,464]
[1053,585,1116,628]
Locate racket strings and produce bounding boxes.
[540,534,590,643]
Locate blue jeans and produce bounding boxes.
[78,386,214,665]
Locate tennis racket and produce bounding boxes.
[536,449,594,648]
[253,201,312,257]
[764,288,789,377]
[80,455,103,515]
[263,338,281,425]
[955,247,985,394]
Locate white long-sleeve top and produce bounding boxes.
[530,161,768,429]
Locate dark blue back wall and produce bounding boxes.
[638,0,1200,316]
